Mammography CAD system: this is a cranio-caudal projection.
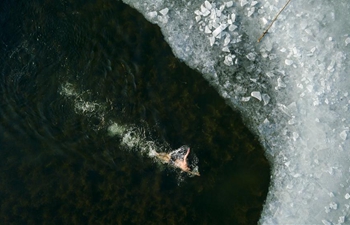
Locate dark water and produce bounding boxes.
[0,0,270,224]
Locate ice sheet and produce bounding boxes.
[122,0,350,224]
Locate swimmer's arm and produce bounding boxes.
[184,148,190,161]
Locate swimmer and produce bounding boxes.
[155,145,200,176]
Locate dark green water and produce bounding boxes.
[0,0,270,224]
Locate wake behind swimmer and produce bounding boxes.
[107,121,200,177]
[62,82,200,179]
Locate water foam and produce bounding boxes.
[60,82,200,178]
[122,0,350,223]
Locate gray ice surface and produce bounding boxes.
[122,0,350,224]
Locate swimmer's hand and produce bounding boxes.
[187,170,200,176]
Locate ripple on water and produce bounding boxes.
[0,0,270,224]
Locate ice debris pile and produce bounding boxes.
[122,0,350,224]
[124,0,272,107]
[195,1,249,66]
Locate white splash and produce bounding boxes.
[60,82,200,176]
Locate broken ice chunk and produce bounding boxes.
[209,36,215,46]
[292,173,301,178]
[226,1,233,7]
[203,9,210,17]
[194,10,202,16]
[263,118,270,124]
[324,205,331,213]
[228,24,237,31]
[261,17,268,25]
[345,193,350,199]
[266,71,274,78]
[285,59,294,65]
[261,52,268,58]
[288,117,296,125]
[199,25,204,32]
[212,24,228,38]
[310,47,317,53]
[340,130,347,140]
[277,77,286,89]
[329,202,337,210]
[322,220,332,225]
[246,52,256,61]
[201,4,207,13]
[210,8,217,20]
[223,35,231,46]
[157,15,168,23]
[221,14,228,20]
[219,4,225,11]
[345,37,350,46]
[224,55,234,66]
[241,0,248,7]
[277,103,292,117]
[241,97,250,102]
[195,15,201,22]
[216,9,222,17]
[221,91,229,98]
[205,26,211,34]
[327,60,335,71]
[251,91,262,101]
[251,1,258,6]
[250,78,257,83]
[159,8,169,16]
[201,5,210,16]
[215,32,222,39]
[148,11,158,18]
[204,1,212,10]
[222,47,230,52]
[306,85,312,92]
[247,7,255,17]
[231,13,236,22]
[212,20,219,29]
[305,28,313,36]
[262,93,270,105]
[292,47,301,57]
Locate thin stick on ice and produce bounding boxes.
[257,0,292,42]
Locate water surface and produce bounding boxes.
[0,0,270,224]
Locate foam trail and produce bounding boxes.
[107,122,161,157]
[60,82,199,176]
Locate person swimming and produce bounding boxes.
[155,145,200,176]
